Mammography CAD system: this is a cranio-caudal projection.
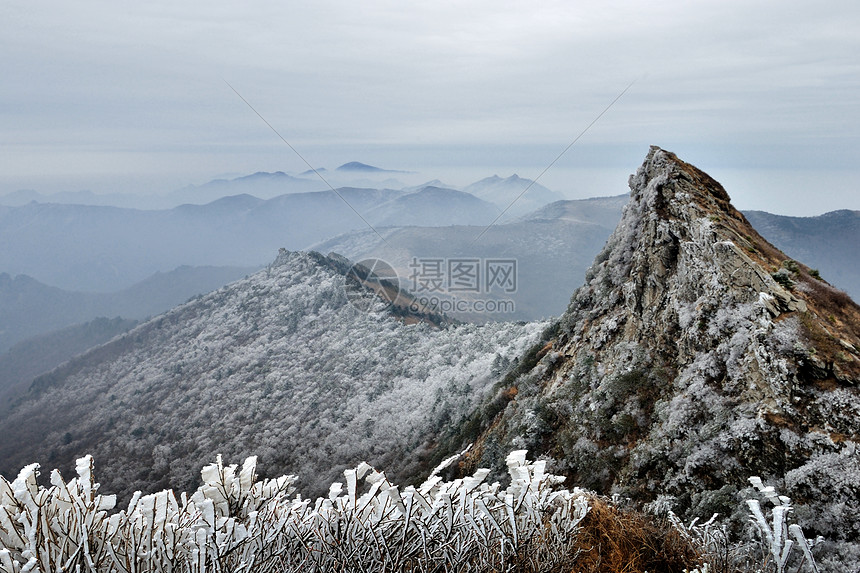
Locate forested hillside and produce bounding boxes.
[0,250,546,501]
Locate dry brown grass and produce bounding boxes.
[570,496,702,573]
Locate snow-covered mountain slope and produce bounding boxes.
[454,147,860,565]
[0,250,546,501]
[0,317,138,414]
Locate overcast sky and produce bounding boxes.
[2,1,859,214]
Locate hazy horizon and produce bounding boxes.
[2,151,858,218]
[3,1,859,217]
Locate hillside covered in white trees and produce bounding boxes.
[0,250,546,500]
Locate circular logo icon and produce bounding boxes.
[345,258,400,313]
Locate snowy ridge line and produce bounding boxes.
[0,451,590,572]
[0,249,548,502]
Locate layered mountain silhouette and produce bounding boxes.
[464,174,565,218]
[335,161,404,173]
[744,209,860,301]
[0,164,407,209]
[0,265,258,353]
[314,195,628,321]
[4,171,854,305]
[166,171,323,205]
[0,187,499,292]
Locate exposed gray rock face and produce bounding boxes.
[467,147,860,564]
[557,147,815,410]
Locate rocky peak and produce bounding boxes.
[561,146,858,387]
[466,147,860,553]
[557,147,860,406]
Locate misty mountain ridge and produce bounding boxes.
[313,193,628,321]
[518,193,630,227]
[362,185,499,227]
[0,162,410,210]
[743,209,860,301]
[299,167,327,175]
[0,165,558,212]
[401,179,454,192]
[315,195,859,316]
[0,265,258,353]
[464,173,566,218]
[165,171,322,206]
[0,182,550,292]
[335,161,407,173]
[0,188,147,209]
[2,177,856,344]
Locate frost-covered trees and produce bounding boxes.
[0,251,546,501]
[0,452,590,573]
[1,452,832,573]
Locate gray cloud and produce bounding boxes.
[2,1,859,213]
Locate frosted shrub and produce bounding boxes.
[667,477,823,573]
[669,512,732,572]
[0,451,588,572]
[746,476,820,573]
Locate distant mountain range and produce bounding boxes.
[166,171,324,206]
[464,174,565,218]
[314,195,629,321]
[0,265,258,353]
[362,186,499,227]
[334,161,408,173]
[0,162,411,209]
[743,209,860,301]
[0,189,148,209]
[2,180,856,330]
[0,185,508,292]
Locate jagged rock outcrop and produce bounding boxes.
[464,147,860,562]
